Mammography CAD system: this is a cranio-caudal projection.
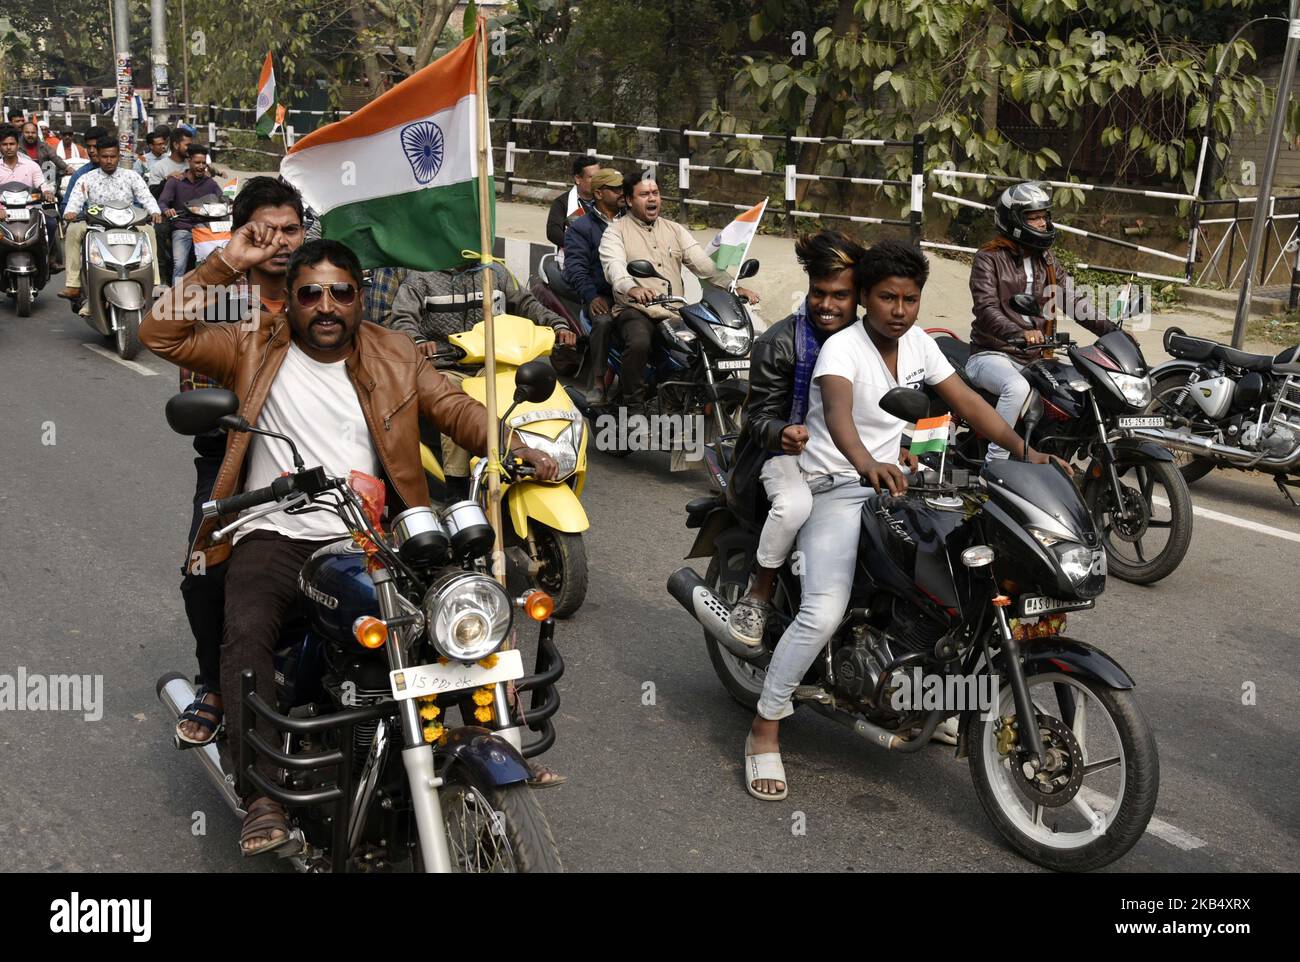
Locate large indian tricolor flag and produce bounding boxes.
[279,33,491,271]
[706,198,767,272]
[254,52,278,138]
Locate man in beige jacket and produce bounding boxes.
[598,173,760,406]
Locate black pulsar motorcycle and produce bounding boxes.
[156,368,565,873]
[933,294,1193,585]
[669,387,1159,872]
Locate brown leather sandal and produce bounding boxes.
[239,797,294,857]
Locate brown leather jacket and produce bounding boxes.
[969,244,1115,363]
[142,254,489,567]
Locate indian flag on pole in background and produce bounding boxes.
[278,33,491,271]
[254,52,278,138]
[910,415,950,456]
[706,198,767,272]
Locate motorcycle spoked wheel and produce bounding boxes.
[702,552,768,710]
[532,524,588,618]
[16,275,32,316]
[111,306,142,360]
[1083,456,1192,584]
[437,765,563,873]
[969,671,1158,872]
[1146,373,1217,484]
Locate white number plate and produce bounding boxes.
[389,648,524,701]
[1117,416,1164,429]
[5,208,30,221]
[715,358,750,370]
[1020,595,1094,617]
[209,218,232,232]
[107,231,139,246]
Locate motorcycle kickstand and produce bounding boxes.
[1276,475,1300,508]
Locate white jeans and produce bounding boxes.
[755,455,814,570]
[965,351,1031,459]
[756,474,872,721]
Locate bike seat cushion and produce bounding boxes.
[1273,345,1300,376]
[543,257,579,302]
[1214,344,1274,373]
[934,334,972,369]
[1165,327,1276,373]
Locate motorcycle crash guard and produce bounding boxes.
[508,478,590,537]
[435,725,532,787]
[104,279,147,311]
[5,252,35,273]
[954,637,1135,758]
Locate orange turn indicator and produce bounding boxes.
[992,595,1012,608]
[523,589,554,622]
[353,616,389,649]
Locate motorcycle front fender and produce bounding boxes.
[5,252,35,273]
[1107,436,1176,463]
[434,725,532,788]
[104,279,146,311]
[508,479,589,537]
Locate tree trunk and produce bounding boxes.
[795,0,858,204]
[349,4,387,94]
[413,0,460,70]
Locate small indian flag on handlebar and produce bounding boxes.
[707,198,767,272]
[910,415,950,455]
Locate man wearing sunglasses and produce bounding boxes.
[142,230,560,856]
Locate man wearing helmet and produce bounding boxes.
[967,182,1117,458]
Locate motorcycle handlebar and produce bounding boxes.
[203,474,295,519]
[1006,333,1072,349]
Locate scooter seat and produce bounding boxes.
[542,256,580,303]
[1164,327,1274,372]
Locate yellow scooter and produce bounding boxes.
[422,314,591,617]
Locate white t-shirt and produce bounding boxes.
[236,343,380,543]
[799,323,955,477]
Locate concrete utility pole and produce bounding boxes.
[150,0,169,116]
[112,0,135,159]
[1232,0,1300,347]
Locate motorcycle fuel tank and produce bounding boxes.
[859,494,973,617]
[297,539,380,646]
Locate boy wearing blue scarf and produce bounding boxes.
[729,231,866,647]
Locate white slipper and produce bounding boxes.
[744,733,788,801]
[930,716,959,746]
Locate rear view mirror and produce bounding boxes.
[737,258,759,281]
[1011,293,1042,317]
[879,386,930,425]
[627,260,665,282]
[165,388,240,435]
[514,360,557,404]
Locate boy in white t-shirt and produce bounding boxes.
[743,239,1061,802]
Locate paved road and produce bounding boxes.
[1,288,1297,873]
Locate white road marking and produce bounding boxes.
[82,343,158,376]
[1152,495,1300,545]
[1080,787,1208,851]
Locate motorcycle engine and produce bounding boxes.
[833,625,898,702]
[1242,421,1299,456]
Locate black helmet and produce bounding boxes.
[994,181,1056,251]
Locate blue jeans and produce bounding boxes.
[965,351,1030,460]
[756,474,873,721]
[171,228,194,284]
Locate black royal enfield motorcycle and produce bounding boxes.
[668,387,1159,872]
[931,295,1192,585]
[156,370,565,873]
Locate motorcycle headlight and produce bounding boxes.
[87,238,106,268]
[714,324,752,356]
[1057,544,1104,585]
[515,418,583,481]
[106,206,133,227]
[1108,371,1151,409]
[422,572,513,663]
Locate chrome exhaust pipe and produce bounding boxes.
[666,566,766,662]
[1129,427,1300,472]
[156,671,245,817]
